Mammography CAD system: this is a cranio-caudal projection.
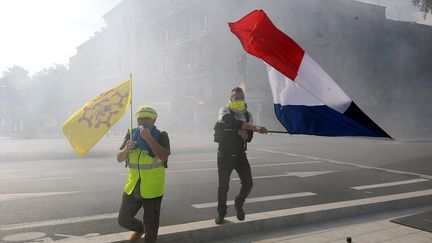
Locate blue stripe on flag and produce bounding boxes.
[274,104,387,137]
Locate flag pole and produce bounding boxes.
[129,73,133,136]
[266,130,290,134]
[224,128,289,134]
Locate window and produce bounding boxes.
[164,30,169,43]
[187,20,194,37]
[199,14,208,32]
[199,45,209,67]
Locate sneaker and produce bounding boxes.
[235,203,245,221]
[129,231,143,242]
[215,214,225,225]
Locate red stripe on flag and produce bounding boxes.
[228,9,305,81]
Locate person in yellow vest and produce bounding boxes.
[117,105,170,243]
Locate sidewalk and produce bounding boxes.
[209,206,432,243]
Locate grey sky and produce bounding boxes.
[0,0,121,76]
[357,0,432,25]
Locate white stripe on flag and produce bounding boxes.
[294,53,352,113]
[266,63,322,106]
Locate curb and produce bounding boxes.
[152,191,432,242]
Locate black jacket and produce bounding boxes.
[217,108,253,155]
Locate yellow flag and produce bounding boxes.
[63,79,132,156]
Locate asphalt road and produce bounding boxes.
[0,134,431,242]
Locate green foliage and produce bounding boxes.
[412,0,432,19]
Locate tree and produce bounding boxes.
[412,0,432,19]
[1,66,31,137]
[32,64,71,136]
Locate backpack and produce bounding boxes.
[213,109,249,143]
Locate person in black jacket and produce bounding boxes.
[214,87,267,224]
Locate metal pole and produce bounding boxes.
[129,73,133,135]
[224,128,289,134]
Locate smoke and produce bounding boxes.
[0,0,431,139]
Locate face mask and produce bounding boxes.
[228,100,246,111]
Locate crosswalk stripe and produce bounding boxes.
[351,178,429,190]
[192,192,316,209]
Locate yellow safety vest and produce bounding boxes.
[124,145,165,199]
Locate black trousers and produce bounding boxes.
[118,192,162,243]
[217,152,253,216]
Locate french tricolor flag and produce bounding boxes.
[229,10,391,138]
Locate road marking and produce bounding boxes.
[169,156,262,164]
[0,213,119,231]
[120,161,322,175]
[258,148,432,180]
[251,161,322,167]
[27,189,432,242]
[0,177,73,183]
[233,174,291,180]
[351,178,430,190]
[233,171,337,180]
[286,171,336,177]
[40,177,74,181]
[161,161,322,174]
[0,191,80,202]
[170,159,216,164]
[192,192,316,209]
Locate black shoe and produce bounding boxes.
[215,214,225,225]
[235,203,245,221]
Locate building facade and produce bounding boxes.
[68,0,432,136]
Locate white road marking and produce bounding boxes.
[0,177,73,183]
[0,213,118,231]
[192,192,316,209]
[169,156,262,164]
[119,161,322,175]
[351,178,430,190]
[285,171,336,177]
[258,148,432,180]
[123,161,322,175]
[40,177,73,181]
[0,191,81,202]
[233,171,337,180]
[170,159,216,164]
[251,161,322,168]
[233,174,291,180]
[21,189,432,242]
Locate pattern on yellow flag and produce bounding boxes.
[63,79,131,156]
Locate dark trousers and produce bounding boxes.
[118,193,162,243]
[217,153,253,216]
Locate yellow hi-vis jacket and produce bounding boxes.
[124,146,165,199]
